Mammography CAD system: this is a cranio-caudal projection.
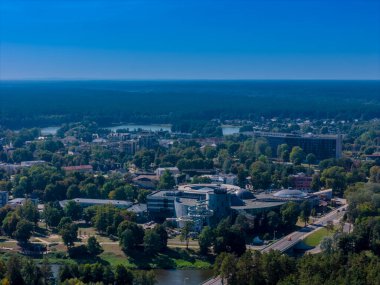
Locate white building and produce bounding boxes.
[155,167,180,177]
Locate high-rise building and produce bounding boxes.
[248,131,342,160]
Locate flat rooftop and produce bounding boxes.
[232,200,285,210]
[60,198,133,207]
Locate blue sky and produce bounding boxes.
[1,0,380,80]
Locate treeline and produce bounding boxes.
[4,164,151,203]
[1,80,380,128]
[214,250,380,285]
[0,255,156,285]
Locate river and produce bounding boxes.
[154,269,213,285]
[50,264,213,285]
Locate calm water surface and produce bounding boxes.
[154,269,213,285]
[51,265,213,285]
[107,124,172,132]
[41,124,240,136]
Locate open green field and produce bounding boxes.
[39,247,212,270]
[303,227,332,247]
[0,224,210,270]
[100,248,212,269]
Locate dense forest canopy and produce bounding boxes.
[1,80,380,128]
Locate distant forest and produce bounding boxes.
[0,80,379,128]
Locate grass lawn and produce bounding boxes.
[1,225,211,270]
[303,227,333,247]
[35,246,212,270]
[99,247,212,269]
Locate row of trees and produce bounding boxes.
[214,250,380,285]
[0,254,156,285]
[10,164,151,203]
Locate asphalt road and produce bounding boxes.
[202,204,348,285]
[262,204,348,253]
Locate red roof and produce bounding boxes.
[63,165,93,171]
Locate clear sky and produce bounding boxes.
[1,0,380,80]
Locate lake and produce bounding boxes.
[221,126,240,136]
[40,124,240,136]
[107,124,172,133]
[41,126,60,135]
[108,124,240,136]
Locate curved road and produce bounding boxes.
[202,204,348,285]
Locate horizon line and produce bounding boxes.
[1,78,380,82]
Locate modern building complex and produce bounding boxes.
[147,184,332,229]
[59,198,133,209]
[59,198,147,220]
[147,184,238,226]
[245,131,343,160]
[155,167,180,177]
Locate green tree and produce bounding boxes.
[133,270,156,285]
[250,161,272,190]
[143,229,161,254]
[43,202,64,228]
[58,216,73,229]
[289,146,305,165]
[237,166,248,188]
[153,224,168,251]
[321,166,347,196]
[66,185,80,199]
[305,153,317,166]
[117,221,144,254]
[180,221,194,250]
[114,265,133,285]
[22,258,42,285]
[108,186,127,200]
[198,226,214,255]
[64,201,83,221]
[219,253,238,285]
[310,174,322,192]
[299,201,311,226]
[369,166,380,183]
[87,236,103,256]
[14,220,34,244]
[277,144,290,162]
[12,148,33,163]
[280,202,301,228]
[267,211,281,231]
[2,212,20,237]
[17,200,39,225]
[60,223,78,249]
[158,170,176,189]
[6,256,25,285]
